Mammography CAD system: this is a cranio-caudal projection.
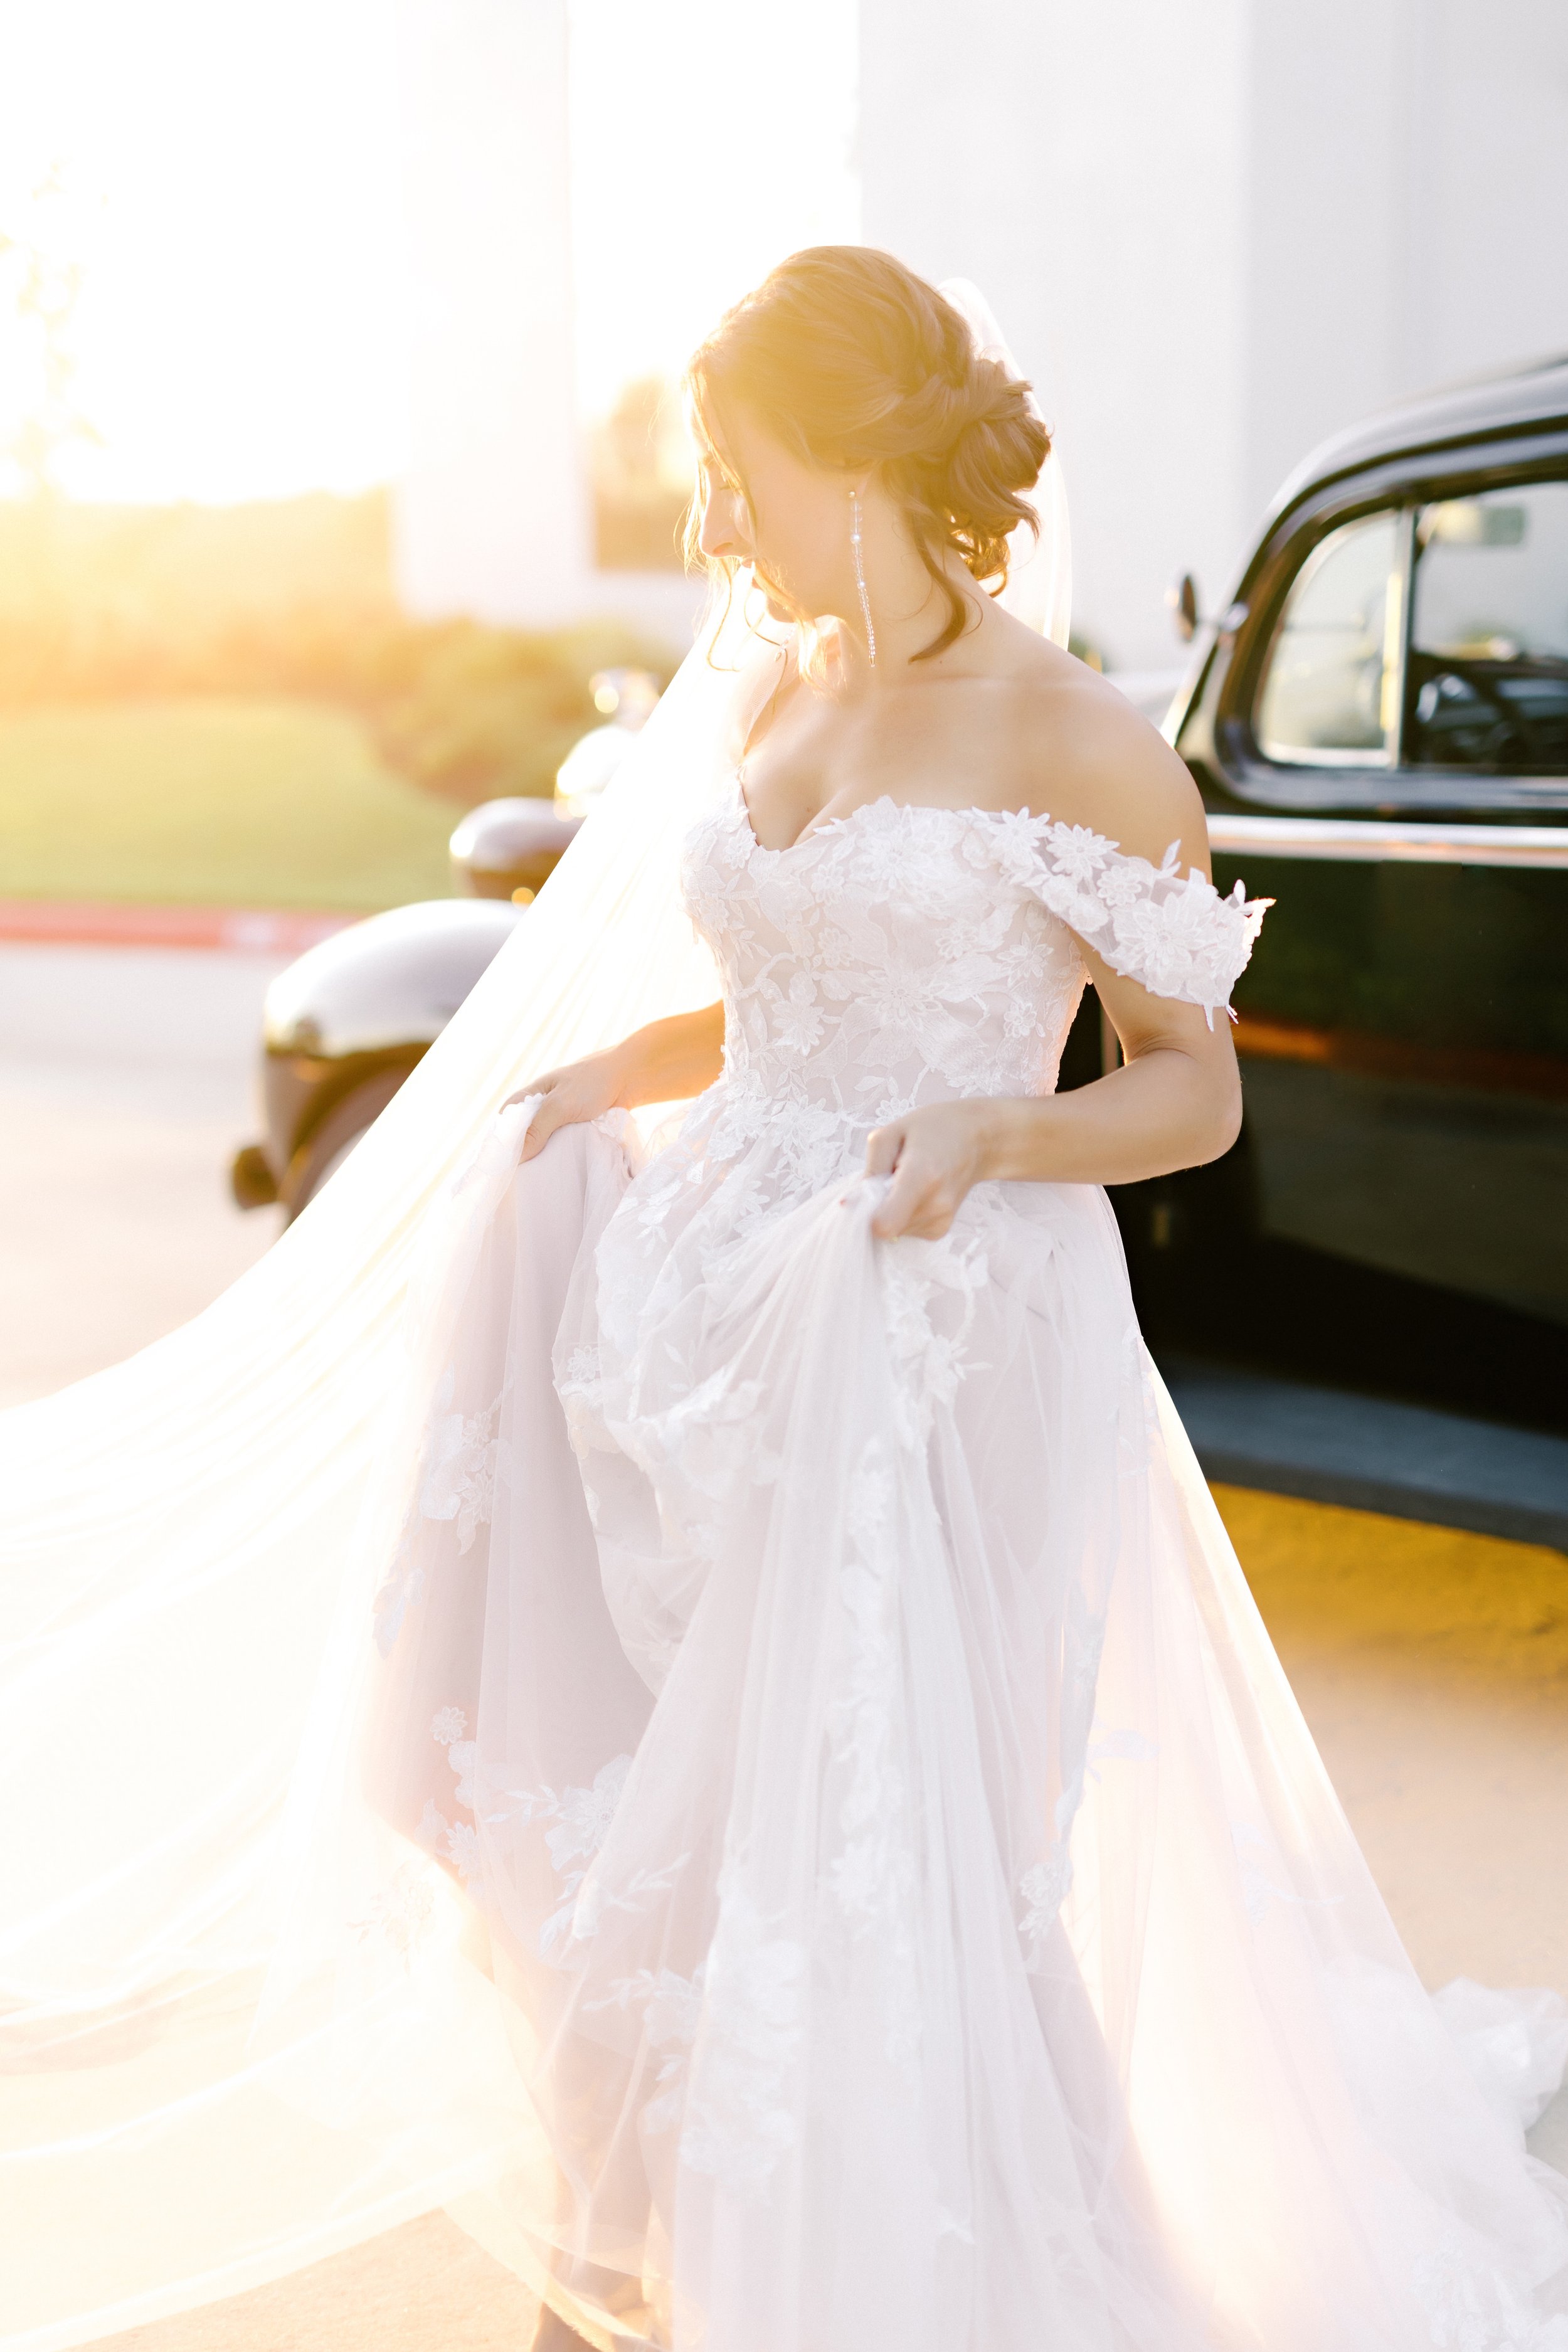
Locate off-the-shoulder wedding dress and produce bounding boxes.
[6,299,1562,2343]
[297,773,1567,2352]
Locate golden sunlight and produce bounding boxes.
[0,0,857,509]
[0,0,407,502]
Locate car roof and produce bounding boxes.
[1266,352,1568,529]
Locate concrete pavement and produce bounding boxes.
[0,941,284,1406]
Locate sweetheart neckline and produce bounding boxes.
[723,776,1243,927]
[729,771,1057,861]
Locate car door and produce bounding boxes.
[1186,457,1568,1338]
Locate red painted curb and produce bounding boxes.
[0,900,358,953]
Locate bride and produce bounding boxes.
[4,247,1568,2352]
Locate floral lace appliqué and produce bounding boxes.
[588,1867,805,2198]
[415,1708,638,1934]
[506,1751,637,1957]
[348,1863,440,1963]
[681,1865,806,2197]
[994,812,1269,1027]
[419,1369,509,1552]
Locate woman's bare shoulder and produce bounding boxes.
[1000,647,1211,879]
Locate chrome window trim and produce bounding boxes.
[1205,815,1568,868]
[1251,507,1401,771]
[1254,739,1393,770]
[1230,450,1568,797]
[1385,504,1416,763]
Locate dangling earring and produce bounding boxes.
[849,489,877,669]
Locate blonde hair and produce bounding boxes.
[685,245,1049,659]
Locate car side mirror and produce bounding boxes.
[1168,572,1200,642]
[449,798,582,901]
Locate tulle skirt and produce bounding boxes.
[260,1090,1568,2352]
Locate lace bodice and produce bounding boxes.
[678,778,1266,1156]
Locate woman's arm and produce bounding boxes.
[507,1002,726,1163]
[866,980,1241,1239]
[869,692,1243,1240]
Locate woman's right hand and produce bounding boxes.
[505,1005,726,1163]
[505,1046,629,1163]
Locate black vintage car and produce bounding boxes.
[230,671,659,1218]
[1074,354,1568,1430]
[228,800,571,1217]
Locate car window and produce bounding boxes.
[1254,511,1399,766]
[1405,480,1568,774]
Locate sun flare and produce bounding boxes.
[0,0,856,508]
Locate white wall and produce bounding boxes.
[398,0,1568,669]
[861,0,1568,669]
[1413,0,1568,390]
[1239,0,1568,529]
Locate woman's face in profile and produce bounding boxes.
[694,395,857,630]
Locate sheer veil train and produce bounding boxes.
[3,267,1567,2352]
[0,587,753,2348]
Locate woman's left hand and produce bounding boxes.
[864,1101,999,1241]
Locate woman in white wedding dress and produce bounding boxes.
[334,250,1568,2350]
[4,249,1567,2352]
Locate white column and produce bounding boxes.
[860,0,1568,672]
[1237,0,1424,528]
[395,0,592,626]
[1238,0,1568,539]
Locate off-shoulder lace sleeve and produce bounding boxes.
[999,813,1270,1025]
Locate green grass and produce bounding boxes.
[0,698,460,909]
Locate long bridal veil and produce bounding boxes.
[0,598,773,2347]
[940,277,1072,648]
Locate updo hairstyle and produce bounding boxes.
[685,245,1050,659]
